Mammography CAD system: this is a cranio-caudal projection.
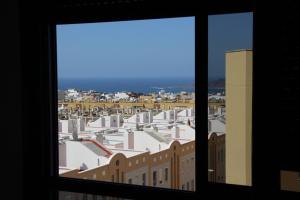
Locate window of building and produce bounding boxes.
[128,178,132,184]
[208,12,253,186]
[165,168,168,181]
[142,173,146,186]
[37,1,286,198]
[191,180,195,191]
[153,171,157,186]
[56,16,195,191]
[159,169,163,184]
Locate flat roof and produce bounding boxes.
[226,49,253,53]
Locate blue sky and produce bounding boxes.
[208,12,253,80]
[57,13,252,80]
[57,17,195,79]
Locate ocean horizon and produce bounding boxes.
[58,77,196,93]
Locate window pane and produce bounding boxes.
[208,13,253,186]
[57,17,195,191]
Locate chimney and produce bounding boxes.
[96,134,104,144]
[175,126,180,138]
[72,120,78,141]
[208,120,212,132]
[117,114,122,127]
[153,125,158,132]
[128,131,134,149]
[58,121,62,133]
[124,130,134,150]
[79,118,85,131]
[101,117,105,127]
[149,111,153,123]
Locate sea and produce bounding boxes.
[58,77,224,94]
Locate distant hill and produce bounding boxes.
[208,78,225,88]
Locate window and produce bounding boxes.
[187,182,190,191]
[165,168,168,181]
[191,180,195,191]
[208,12,253,186]
[159,169,163,184]
[39,1,276,198]
[128,178,132,184]
[142,173,146,186]
[153,171,157,186]
[56,16,195,191]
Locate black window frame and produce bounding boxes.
[22,0,300,199]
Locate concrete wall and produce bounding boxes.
[133,130,167,152]
[66,141,99,169]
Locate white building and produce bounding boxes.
[59,109,196,191]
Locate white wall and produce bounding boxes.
[88,117,105,128]
[59,119,85,133]
[65,141,102,169]
[102,115,122,128]
[133,131,168,153]
[59,143,66,166]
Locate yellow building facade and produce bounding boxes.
[225,49,252,186]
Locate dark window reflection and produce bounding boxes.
[59,191,132,200]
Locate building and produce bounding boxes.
[59,109,196,191]
[225,49,252,186]
[208,132,225,183]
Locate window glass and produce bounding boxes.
[208,12,253,186]
[57,17,195,191]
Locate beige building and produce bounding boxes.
[59,109,196,191]
[208,132,225,183]
[225,49,252,186]
[60,140,195,191]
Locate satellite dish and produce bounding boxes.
[80,163,88,171]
